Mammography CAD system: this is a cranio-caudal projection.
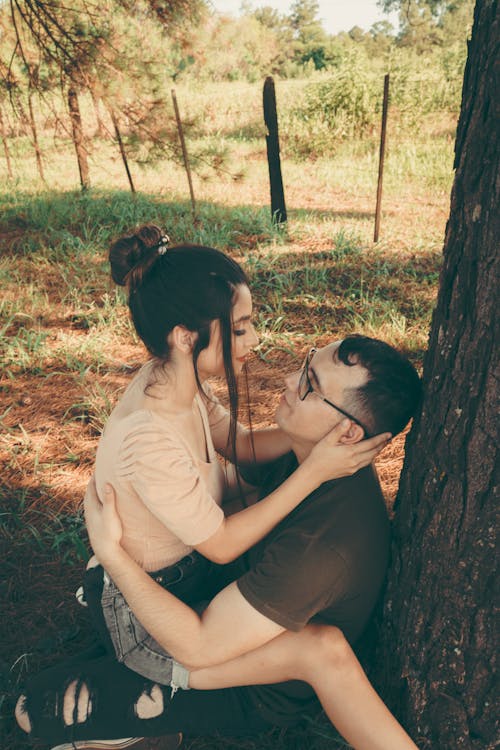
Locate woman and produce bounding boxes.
[76,225,389,684]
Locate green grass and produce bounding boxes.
[1,192,439,378]
[1,72,456,212]
[0,189,280,251]
[0,483,87,561]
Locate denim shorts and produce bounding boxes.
[83,552,223,689]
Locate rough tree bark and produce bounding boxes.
[377,2,499,749]
[67,85,90,190]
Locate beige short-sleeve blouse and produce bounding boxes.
[94,361,226,571]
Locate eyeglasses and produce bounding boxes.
[298,348,371,437]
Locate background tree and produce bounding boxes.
[376,1,498,748]
[1,0,229,189]
[289,0,330,68]
[7,0,112,188]
[367,21,396,56]
[378,0,475,47]
[0,12,57,182]
[178,13,282,82]
[0,56,17,179]
[249,4,295,73]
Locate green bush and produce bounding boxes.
[281,52,382,158]
[389,45,466,119]
[279,47,465,160]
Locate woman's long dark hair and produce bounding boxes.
[109,225,250,469]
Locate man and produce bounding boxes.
[16,335,422,750]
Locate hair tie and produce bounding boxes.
[156,235,170,255]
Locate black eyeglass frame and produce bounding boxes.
[298,348,372,437]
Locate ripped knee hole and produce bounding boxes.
[135,684,163,719]
[15,695,32,734]
[63,680,92,727]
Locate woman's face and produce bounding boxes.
[197,284,258,380]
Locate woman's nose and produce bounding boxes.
[249,324,259,348]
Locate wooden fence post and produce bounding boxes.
[68,86,90,191]
[110,110,136,193]
[374,73,390,243]
[171,89,196,221]
[263,76,287,225]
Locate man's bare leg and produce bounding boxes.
[189,624,419,750]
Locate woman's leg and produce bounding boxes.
[189,624,419,750]
[14,650,273,744]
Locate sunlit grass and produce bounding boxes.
[1,192,440,375]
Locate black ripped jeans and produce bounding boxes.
[18,642,278,744]
[17,555,318,744]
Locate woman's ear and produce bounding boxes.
[339,420,365,445]
[170,325,196,354]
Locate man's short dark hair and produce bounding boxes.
[338,335,422,437]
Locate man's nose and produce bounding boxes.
[285,370,300,392]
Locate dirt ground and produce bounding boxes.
[0,340,407,507]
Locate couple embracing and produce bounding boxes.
[16,225,422,750]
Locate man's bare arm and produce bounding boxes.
[84,483,284,669]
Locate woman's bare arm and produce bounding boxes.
[195,422,390,564]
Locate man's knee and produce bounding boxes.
[15,680,92,734]
[309,624,353,670]
[15,695,31,734]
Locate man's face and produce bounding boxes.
[275,342,368,444]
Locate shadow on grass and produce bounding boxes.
[0,188,425,255]
[0,189,441,358]
[0,189,282,256]
[289,206,374,221]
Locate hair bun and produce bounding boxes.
[109,224,165,287]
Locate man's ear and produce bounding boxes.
[339,420,365,444]
[170,325,196,353]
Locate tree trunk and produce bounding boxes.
[377,2,499,748]
[0,107,13,179]
[27,91,45,183]
[90,87,107,138]
[67,85,90,190]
